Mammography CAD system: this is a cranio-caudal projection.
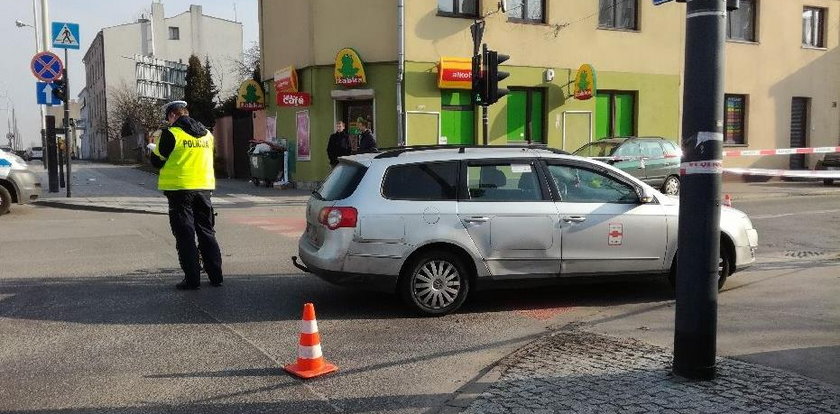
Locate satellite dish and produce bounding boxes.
[498,0,508,13]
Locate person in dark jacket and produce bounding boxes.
[356,120,377,154]
[150,101,224,290]
[326,121,351,167]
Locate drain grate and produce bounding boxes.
[783,251,826,258]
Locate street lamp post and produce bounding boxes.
[15,0,48,166]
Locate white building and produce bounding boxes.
[82,3,243,160]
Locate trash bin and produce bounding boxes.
[249,150,284,187]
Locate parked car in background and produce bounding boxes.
[293,145,758,315]
[815,153,840,186]
[573,137,682,195]
[0,148,42,216]
[25,146,44,161]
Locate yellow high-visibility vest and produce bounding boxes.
[154,127,216,191]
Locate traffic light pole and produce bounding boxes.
[481,43,488,146]
[673,0,726,380]
[63,48,71,197]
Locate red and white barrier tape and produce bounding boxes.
[723,146,840,157]
[723,168,840,178]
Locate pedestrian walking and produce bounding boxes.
[356,120,377,154]
[326,121,351,167]
[150,100,224,290]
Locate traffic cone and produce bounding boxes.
[722,194,732,207]
[284,303,338,379]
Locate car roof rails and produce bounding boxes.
[373,144,569,159]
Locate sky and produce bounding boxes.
[0,0,258,148]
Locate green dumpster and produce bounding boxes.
[249,150,284,187]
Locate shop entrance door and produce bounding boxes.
[340,100,374,152]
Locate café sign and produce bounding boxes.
[275,65,311,107]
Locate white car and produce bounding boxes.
[294,146,758,315]
[0,148,42,215]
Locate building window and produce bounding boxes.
[507,0,545,23]
[507,88,545,143]
[437,0,478,17]
[724,94,747,145]
[441,91,475,145]
[802,7,825,48]
[168,26,180,40]
[599,0,638,30]
[727,0,756,41]
[595,91,635,138]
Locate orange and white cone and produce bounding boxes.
[722,194,732,207]
[284,303,338,379]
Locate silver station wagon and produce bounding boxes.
[293,146,758,315]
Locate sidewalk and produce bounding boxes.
[34,161,310,214]
[447,327,840,413]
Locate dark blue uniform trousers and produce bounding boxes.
[164,190,223,286]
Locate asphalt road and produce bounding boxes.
[1,186,838,413]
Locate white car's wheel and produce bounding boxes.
[0,185,12,216]
[669,243,731,291]
[400,250,469,316]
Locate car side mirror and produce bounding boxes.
[639,188,655,204]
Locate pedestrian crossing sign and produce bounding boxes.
[52,22,80,50]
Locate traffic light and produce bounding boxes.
[483,49,509,105]
[51,79,66,102]
[471,54,483,104]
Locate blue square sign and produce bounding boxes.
[52,22,80,50]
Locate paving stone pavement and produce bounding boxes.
[457,329,840,414]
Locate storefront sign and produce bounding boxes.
[574,64,596,100]
[277,92,311,107]
[296,110,311,161]
[236,79,266,110]
[274,66,299,93]
[438,57,472,89]
[334,48,367,87]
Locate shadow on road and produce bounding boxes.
[0,268,675,325]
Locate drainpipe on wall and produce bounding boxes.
[396,0,406,146]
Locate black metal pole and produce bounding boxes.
[64,49,71,198]
[58,135,65,188]
[673,0,726,380]
[45,115,58,193]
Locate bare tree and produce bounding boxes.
[107,82,164,147]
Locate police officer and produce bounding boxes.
[151,101,223,290]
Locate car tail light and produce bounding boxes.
[318,207,358,230]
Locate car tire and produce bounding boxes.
[661,175,680,196]
[399,250,470,316]
[823,179,834,186]
[0,185,12,216]
[252,178,260,187]
[668,244,731,291]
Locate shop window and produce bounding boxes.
[506,88,545,143]
[802,7,826,48]
[727,0,756,42]
[438,0,478,17]
[599,0,638,30]
[724,94,747,145]
[441,91,475,145]
[507,0,545,23]
[168,26,180,40]
[595,91,635,139]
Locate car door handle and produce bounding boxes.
[562,215,586,223]
[463,216,490,223]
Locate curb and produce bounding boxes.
[35,200,168,215]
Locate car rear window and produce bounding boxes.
[382,162,458,200]
[314,161,367,201]
[573,142,621,157]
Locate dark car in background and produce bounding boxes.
[573,137,682,195]
[815,153,840,185]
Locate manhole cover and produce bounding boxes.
[783,251,826,258]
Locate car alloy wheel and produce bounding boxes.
[0,185,11,216]
[668,244,731,291]
[401,251,469,316]
[662,175,680,196]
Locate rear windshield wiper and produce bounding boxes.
[312,190,324,200]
